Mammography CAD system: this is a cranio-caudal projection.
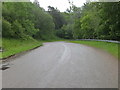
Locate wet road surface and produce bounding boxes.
[2,42,118,88]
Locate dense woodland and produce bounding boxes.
[2,1,120,41]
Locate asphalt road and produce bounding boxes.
[2,42,118,88]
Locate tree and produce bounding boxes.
[72,2,120,40]
[2,19,12,37]
[48,6,66,29]
[2,2,56,40]
[33,0,40,7]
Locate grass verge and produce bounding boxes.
[1,38,42,59]
[69,40,118,58]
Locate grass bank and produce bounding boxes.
[1,38,42,59]
[69,40,118,58]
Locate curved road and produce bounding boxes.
[2,42,118,88]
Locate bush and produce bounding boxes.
[11,20,25,39]
[2,19,12,37]
[22,20,39,37]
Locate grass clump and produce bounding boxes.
[1,38,42,59]
[69,40,118,58]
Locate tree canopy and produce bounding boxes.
[2,2,120,41]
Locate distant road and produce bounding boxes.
[2,42,118,88]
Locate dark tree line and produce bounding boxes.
[2,1,120,41]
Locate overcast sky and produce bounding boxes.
[30,0,86,12]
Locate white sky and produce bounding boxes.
[30,0,86,12]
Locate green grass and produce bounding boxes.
[69,40,118,58]
[1,38,42,59]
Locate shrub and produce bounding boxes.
[2,19,12,37]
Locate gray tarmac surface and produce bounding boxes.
[2,42,118,88]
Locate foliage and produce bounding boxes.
[48,6,66,30]
[2,2,55,40]
[11,20,25,38]
[61,24,73,39]
[73,2,120,40]
[2,19,12,37]
[2,2,120,41]
[22,20,39,37]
